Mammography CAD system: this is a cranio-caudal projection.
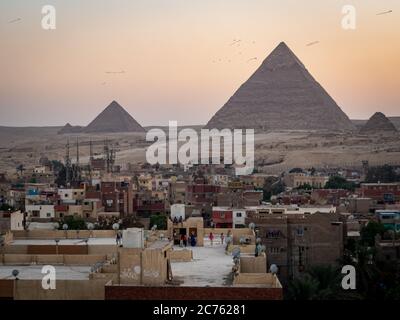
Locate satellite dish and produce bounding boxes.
[87,223,94,230]
[256,237,262,244]
[151,225,158,231]
[270,264,278,275]
[232,247,241,259]
[62,224,68,230]
[53,222,60,230]
[112,223,120,230]
[249,222,256,230]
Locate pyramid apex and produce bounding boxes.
[109,100,120,106]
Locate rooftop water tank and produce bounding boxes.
[123,228,145,248]
[171,204,185,221]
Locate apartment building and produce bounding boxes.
[246,210,343,284]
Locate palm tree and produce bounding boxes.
[287,274,319,300]
[288,265,363,300]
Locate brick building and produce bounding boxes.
[357,183,400,204]
[101,181,133,218]
[246,211,343,284]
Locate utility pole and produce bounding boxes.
[65,139,71,187]
[89,139,94,161]
[88,139,93,182]
[76,137,80,167]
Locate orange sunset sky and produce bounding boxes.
[0,0,399,126]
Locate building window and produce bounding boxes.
[47,213,51,217]
[297,227,304,237]
[266,230,281,239]
[268,247,280,254]
[236,212,242,217]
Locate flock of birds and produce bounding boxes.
[5,8,394,86]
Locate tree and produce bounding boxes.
[55,165,66,187]
[296,183,313,190]
[360,221,385,247]
[51,160,64,173]
[59,216,86,230]
[287,274,319,300]
[288,265,362,300]
[0,204,14,212]
[365,165,399,183]
[262,177,285,201]
[289,168,303,174]
[325,176,355,191]
[150,214,167,230]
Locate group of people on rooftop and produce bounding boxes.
[178,231,196,247]
[208,232,225,246]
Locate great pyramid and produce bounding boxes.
[84,100,145,133]
[359,112,398,134]
[206,42,355,132]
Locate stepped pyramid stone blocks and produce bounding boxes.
[206,42,355,132]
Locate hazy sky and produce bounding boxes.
[0,0,399,127]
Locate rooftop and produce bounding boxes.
[171,239,233,287]
[0,265,91,280]
[10,238,116,246]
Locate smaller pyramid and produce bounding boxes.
[84,101,145,133]
[359,112,398,134]
[58,123,83,134]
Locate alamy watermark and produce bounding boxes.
[341,5,356,30]
[41,5,56,30]
[341,265,356,290]
[41,265,56,290]
[146,121,254,176]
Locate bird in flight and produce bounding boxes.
[230,39,241,46]
[8,18,22,24]
[105,70,125,74]
[306,41,320,47]
[376,10,393,15]
[247,57,257,63]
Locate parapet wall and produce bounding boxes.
[105,284,283,300]
[204,228,255,245]
[0,254,107,265]
[169,249,193,262]
[14,278,111,300]
[12,230,116,240]
[1,244,117,257]
[239,255,267,273]
[233,273,281,288]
